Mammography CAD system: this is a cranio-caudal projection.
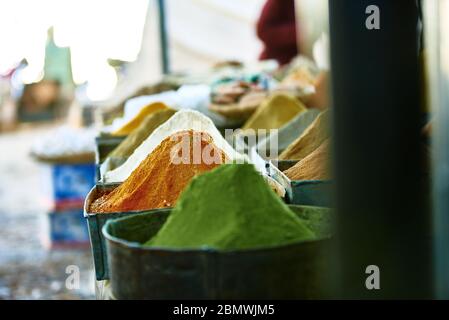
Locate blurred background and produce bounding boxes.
[0,0,268,128]
[0,0,271,299]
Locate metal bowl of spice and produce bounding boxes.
[103,205,332,299]
[86,130,231,280]
[95,134,127,164]
[84,183,170,280]
[268,159,333,208]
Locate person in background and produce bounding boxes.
[256,0,298,66]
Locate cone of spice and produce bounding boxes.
[90,130,227,213]
[145,164,315,250]
[111,102,170,136]
[279,110,330,161]
[209,80,268,120]
[256,109,320,158]
[104,109,246,183]
[242,93,306,132]
[283,139,330,181]
[108,108,176,159]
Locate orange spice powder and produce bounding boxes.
[90,130,227,213]
[283,139,330,181]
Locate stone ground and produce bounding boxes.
[0,124,95,300]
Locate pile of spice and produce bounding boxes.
[111,102,170,136]
[90,130,227,213]
[279,67,316,91]
[103,82,179,126]
[284,139,330,181]
[145,164,315,250]
[256,109,320,158]
[242,93,306,132]
[108,109,175,159]
[31,126,96,163]
[211,80,265,105]
[279,110,330,161]
[209,78,268,120]
[104,109,246,183]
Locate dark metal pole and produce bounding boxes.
[424,0,449,299]
[157,0,170,74]
[329,0,433,298]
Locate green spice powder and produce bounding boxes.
[145,164,315,250]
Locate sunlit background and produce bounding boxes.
[0,0,264,104]
[0,0,269,300]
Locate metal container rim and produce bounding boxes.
[101,205,331,256]
[290,179,333,185]
[83,183,124,218]
[268,159,333,185]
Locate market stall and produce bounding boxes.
[81,15,334,296]
[5,0,438,301]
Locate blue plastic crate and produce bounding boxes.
[41,163,96,209]
[44,209,90,248]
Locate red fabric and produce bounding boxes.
[256,0,298,65]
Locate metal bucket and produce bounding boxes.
[95,135,127,182]
[84,184,167,280]
[103,205,332,299]
[95,135,127,164]
[97,157,126,183]
[268,160,333,207]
